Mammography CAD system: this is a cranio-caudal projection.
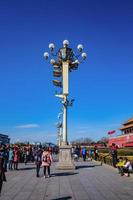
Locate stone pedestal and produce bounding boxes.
[56,145,75,170]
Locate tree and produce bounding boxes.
[97,137,109,146]
[71,137,94,145]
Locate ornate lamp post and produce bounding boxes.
[43,40,87,169]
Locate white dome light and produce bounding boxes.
[75,59,79,64]
[77,44,83,52]
[50,59,56,65]
[81,52,87,60]
[63,40,69,47]
[49,43,55,51]
[43,52,49,60]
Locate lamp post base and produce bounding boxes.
[56,145,75,170]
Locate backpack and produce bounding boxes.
[43,153,51,164]
[43,154,47,162]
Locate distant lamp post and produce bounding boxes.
[56,112,63,146]
[43,40,87,169]
[56,122,62,146]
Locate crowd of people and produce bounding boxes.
[110,143,132,177]
[0,143,58,195]
[0,142,133,195]
[0,144,58,168]
[72,144,133,177]
[72,146,99,161]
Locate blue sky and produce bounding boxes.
[0,0,133,143]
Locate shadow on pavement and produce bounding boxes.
[52,172,78,177]
[18,167,36,171]
[51,196,72,200]
[76,164,102,169]
[76,165,95,169]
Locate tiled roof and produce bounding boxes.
[123,117,133,125]
[119,123,133,130]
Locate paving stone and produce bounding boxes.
[0,159,133,200]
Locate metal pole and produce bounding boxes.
[57,127,59,146]
[62,61,69,145]
[63,95,67,145]
[59,126,62,145]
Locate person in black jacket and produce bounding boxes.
[34,148,42,177]
[110,143,118,168]
[0,147,6,195]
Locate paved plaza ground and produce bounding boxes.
[1,158,133,200]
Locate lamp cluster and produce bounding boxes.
[43,40,87,88]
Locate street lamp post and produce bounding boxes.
[43,40,87,169]
[56,112,63,146]
[56,122,62,146]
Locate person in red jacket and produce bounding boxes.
[13,146,19,170]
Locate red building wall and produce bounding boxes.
[108,134,133,147]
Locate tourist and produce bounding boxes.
[13,146,19,170]
[94,146,99,161]
[88,149,92,161]
[116,157,126,175]
[110,143,118,168]
[8,147,14,170]
[41,147,52,178]
[3,146,8,172]
[23,148,28,165]
[82,147,87,161]
[0,147,6,195]
[74,146,80,160]
[26,149,30,163]
[34,147,42,177]
[123,158,132,177]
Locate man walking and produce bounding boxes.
[34,147,42,177]
[110,143,118,168]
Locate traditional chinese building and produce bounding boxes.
[108,118,133,147]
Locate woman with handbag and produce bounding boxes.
[41,147,52,178]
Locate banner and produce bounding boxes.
[108,130,116,135]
